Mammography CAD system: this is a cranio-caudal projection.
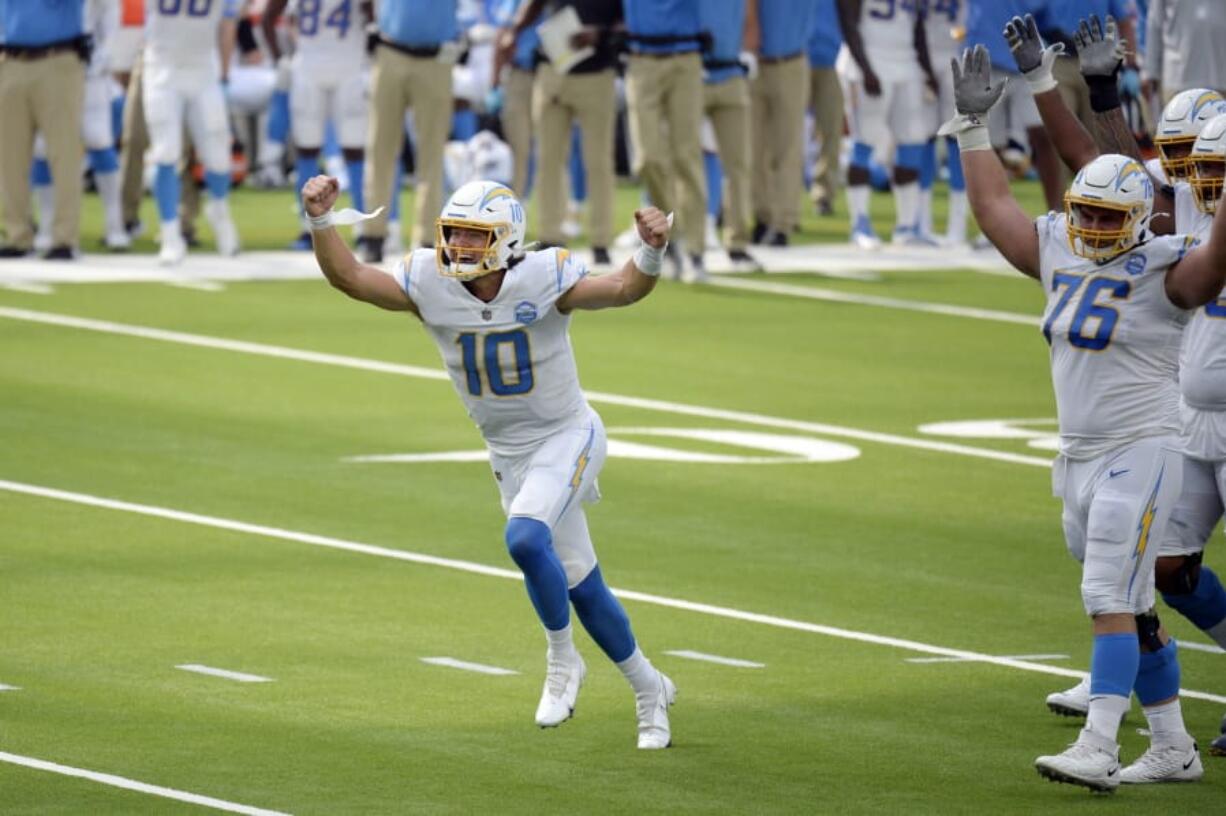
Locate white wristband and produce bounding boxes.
[307,205,386,233]
[308,211,334,232]
[1024,68,1058,95]
[956,124,992,153]
[633,242,665,277]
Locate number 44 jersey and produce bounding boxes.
[395,247,593,458]
[1037,212,1200,460]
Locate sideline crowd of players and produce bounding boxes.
[4,0,1226,790]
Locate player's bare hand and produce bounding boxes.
[863,69,882,97]
[301,175,339,218]
[634,207,670,249]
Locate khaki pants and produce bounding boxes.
[0,51,85,249]
[808,66,843,207]
[501,66,535,198]
[703,76,752,250]
[625,52,707,252]
[751,55,808,233]
[533,64,616,247]
[363,47,452,247]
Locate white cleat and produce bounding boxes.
[104,228,132,251]
[205,199,240,257]
[535,649,585,728]
[1120,740,1203,784]
[1035,736,1121,792]
[158,229,187,266]
[1046,677,1091,717]
[33,230,53,253]
[635,671,677,750]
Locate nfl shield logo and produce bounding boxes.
[481,308,493,321]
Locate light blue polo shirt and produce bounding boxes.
[701,0,746,84]
[621,0,702,55]
[807,0,842,68]
[760,0,817,59]
[1,0,84,47]
[965,0,1048,72]
[379,0,459,48]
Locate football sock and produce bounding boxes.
[345,159,365,212]
[1085,632,1139,742]
[545,622,577,656]
[616,646,659,696]
[266,89,290,146]
[154,163,180,222]
[204,170,230,201]
[569,565,635,662]
[1162,565,1226,647]
[947,190,968,244]
[893,182,919,235]
[704,150,722,219]
[847,185,870,227]
[31,157,52,186]
[93,169,124,237]
[504,517,569,631]
[1142,699,1192,747]
[295,155,319,198]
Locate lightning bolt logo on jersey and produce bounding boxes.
[394,246,592,457]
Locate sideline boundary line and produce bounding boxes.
[3,478,1222,704]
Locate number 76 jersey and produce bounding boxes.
[395,247,593,458]
[1036,212,1200,461]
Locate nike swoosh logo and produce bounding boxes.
[1109,469,1130,478]
[1107,767,1118,776]
[1183,757,1196,770]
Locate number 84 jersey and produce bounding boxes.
[395,247,593,458]
[1036,212,1199,460]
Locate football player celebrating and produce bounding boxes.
[1006,13,1226,767]
[302,175,677,750]
[142,0,241,265]
[941,45,1226,792]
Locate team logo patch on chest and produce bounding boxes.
[1124,253,1147,276]
[515,301,539,325]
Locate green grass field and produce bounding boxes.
[2,182,1223,814]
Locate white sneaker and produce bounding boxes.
[1120,740,1203,784]
[613,225,640,250]
[850,215,881,251]
[158,228,187,266]
[704,215,722,250]
[383,221,403,259]
[1046,677,1090,717]
[204,199,240,257]
[535,649,585,728]
[104,228,132,251]
[635,670,677,750]
[1035,736,1121,792]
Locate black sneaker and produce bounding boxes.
[183,229,201,249]
[0,245,29,258]
[358,235,383,263]
[751,221,770,244]
[767,230,789,247]
[592,246,611,266]
[42,245,75,260]
[124,218,144,238]
[817,198,834,217]
[727,247,764,272]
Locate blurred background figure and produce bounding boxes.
[360,0,457,262]
[806,0,843,220]
[919,0,969,247]
[490,0,539,200]
[1145,0,1226,103]
[0,0,87,259]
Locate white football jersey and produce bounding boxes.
[143,0,238,70]
[395,247,592,457]
[923,0,965,62]
[1037,212,1198,460]
[858,0,921,79]
[291,0,365,66]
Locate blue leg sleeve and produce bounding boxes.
[111,93,125,145]
[1134,639,1181,705]
[1163,565,1226,631]
[88,147,119,174]
[1090,632,1140,698]
[945,137,965,191]
[266,90,290,144]
[154,163,180,222]
[389,159,403,221]
[568,125,586,203]
[569,565,636,662]
[918,139,936,191]
[894,142,927,172]
[31,158,52,186]
[204,170,230,200]
[324,120,341,158]
[295,155,318,195]
[451,109,478,141]
[346,159,365,212]
[850,141,874,170]
[704,150,722,218]
[505,517,570,631]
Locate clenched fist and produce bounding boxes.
[302,175,340,218]
[634,207,670,249]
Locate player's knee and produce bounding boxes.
[505,516,552,567]
[1155,552,1202,595]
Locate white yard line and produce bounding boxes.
[707,276,1038,326]
[3,478,1223,704]
[1179,641,1226,654]
[0,684,21,691]
[0,281,54,295]
[0,751,291,816]
[0,307,1052,470]
[419,657,518,676]
[175,665,274,683]
[905,654,1069,664]
[664,650,765,668]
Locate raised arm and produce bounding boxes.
[1164,203,1226,308]
[302,176,419,314]
[1004,14,1099,172]
[939,46,1040,279]
[557,209,668,312]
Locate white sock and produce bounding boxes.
[1084,694,1129,744]
[161,218,182,241]
[1206,617,1226,649]
[35,184,55,237]
[946,190,968,244]
[616,646,658,696]
[545,623,576,656]
[1143,699,1191,746]
[846,184,870,224]
[893,182,919,234]
[94,169,124,236]
[918,187,933,235]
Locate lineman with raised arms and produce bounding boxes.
[302,175,678,750]
[941,44,1226,793]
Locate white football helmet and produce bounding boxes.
[1065,153,1154,262]
[1154,88,1226,182]
[1190,113,1226,214]
[435,180,526,280]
